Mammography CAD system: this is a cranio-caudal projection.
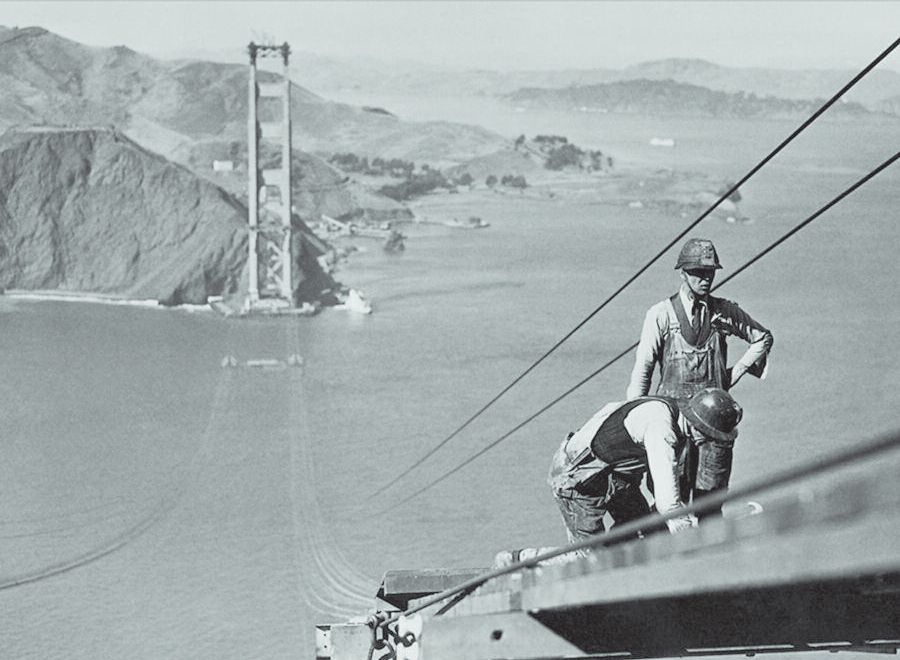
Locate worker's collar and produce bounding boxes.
[679,283,708,309]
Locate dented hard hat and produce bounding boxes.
[678,387,743,443]
[675,238,722,270]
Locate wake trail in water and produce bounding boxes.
[281,324,376,618]
[0,368,237,590]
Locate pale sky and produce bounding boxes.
[2,1,899,72]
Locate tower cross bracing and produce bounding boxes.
[246,41,293,310]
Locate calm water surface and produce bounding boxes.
[1,108,898,659]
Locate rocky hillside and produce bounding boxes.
[0,127,337,306]
[0,26,519,305]
[0,26,507,166]
[503,78,873,118]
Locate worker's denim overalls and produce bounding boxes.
[657,296,733,499]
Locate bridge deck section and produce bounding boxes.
[321,441,900,660]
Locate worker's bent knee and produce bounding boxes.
[554,489,607,540]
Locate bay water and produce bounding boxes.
[1,105,898,659]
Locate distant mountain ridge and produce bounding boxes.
[0,26,508,167]
[293,53,900,115]
[621,58,900,111]
[504,78,873,119]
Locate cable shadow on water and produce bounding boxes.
[0,368,238,591]
[0,334,377,634]
[280,324,377,619]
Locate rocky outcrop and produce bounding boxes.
[0,126,337,306]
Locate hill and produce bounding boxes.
[0,26,524,304]
[620,58,900,111]
[0,26,508,167]
[503,78,873,118]
[290,54,900,115]
[0,127,337,306]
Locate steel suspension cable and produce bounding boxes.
[369,36,900,499]
[714,150,900,289]
[373,148,900,515]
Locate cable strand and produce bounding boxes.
[373,149,900,514]
[379,429,900,625]
[368,36,900,498]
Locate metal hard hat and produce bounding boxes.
[679,387,743,443]
[675,238,723,270]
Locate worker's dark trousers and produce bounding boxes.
[679,439,733,518]
[554,470,651,542]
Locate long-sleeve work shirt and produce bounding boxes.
[549,398,693,531]
[627,289,773,400]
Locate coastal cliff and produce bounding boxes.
[0,126,337,306]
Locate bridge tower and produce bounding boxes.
[246,41,294,312]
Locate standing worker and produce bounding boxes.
[626,238,773,511]
[548,388,744,540]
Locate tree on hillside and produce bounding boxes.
[501,174,527,189]
[545,143,584,170]
[535,135,568,145]
[457,172,474,187]
[379,168,451,201]
[329,153,414,177]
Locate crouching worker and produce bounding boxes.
[548,388,742,541]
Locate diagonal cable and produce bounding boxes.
[377,429,900,625]
[373,149,900,515]
[369,35,900,498]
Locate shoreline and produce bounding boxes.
[0,289,219,313]
[4,289,161,306]
[0,161,789,312]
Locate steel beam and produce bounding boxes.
[379,449,900,660]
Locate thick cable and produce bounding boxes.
[369,36,900,498]
[377,429,900,626]
[715,149,900,289]
[371,344,636,516]
[373,149,900,515]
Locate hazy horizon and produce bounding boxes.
[1,1,898,74]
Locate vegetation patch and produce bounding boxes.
[327,131,616,202]
[517,134,613,172]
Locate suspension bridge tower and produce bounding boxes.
[246,41,294,312]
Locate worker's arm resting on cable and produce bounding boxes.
[624,401,693,533]
[626,302,667,400]
[713,299,774,387]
